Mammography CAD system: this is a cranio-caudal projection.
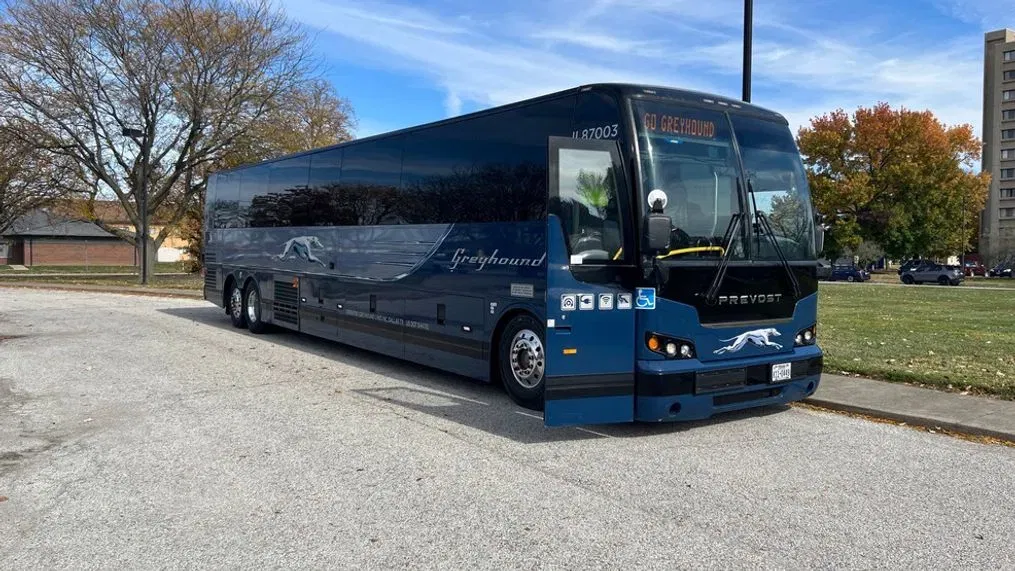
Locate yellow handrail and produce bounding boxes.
[657,246,725,258]
[611,245,725,260]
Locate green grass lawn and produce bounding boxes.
[818,284,1015,399]
[0,262,187,274]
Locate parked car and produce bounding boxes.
[897,259,930,275]
[829,264,870,282]
[900,262,964,285]
[962,260,987,277]
[816,260,833,281]
[989,259,1013,278]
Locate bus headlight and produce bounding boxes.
[647,333,695,359]
[795,325,817,347]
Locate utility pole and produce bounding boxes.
[743,0,753,102]
[122,127,148,285]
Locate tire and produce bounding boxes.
[938,276,949,286]
[901,275,914,285]
[227,281,247,328]
[847,275,855,282]
[244,280,268,334]
[497,313,545,411]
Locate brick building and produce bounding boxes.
[50,199,191,263]
[1,210,135,266]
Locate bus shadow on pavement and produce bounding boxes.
[159,306,793,443]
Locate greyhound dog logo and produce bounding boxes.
[274,236,326,267]
[713,328,783,355]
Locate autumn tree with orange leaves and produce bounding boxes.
[796,103,989,260]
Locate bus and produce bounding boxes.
[202,83,824,427]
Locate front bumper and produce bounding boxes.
[634,346,822,422]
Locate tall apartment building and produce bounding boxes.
[981,29,1015,261]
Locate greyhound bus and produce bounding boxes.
[202,83,824,427]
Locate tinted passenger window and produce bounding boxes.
[212,172,241,228]
[236,165,268,228]
[468,96,574,222]
[250,156,311,227]
[339,138,403,225]
[398,124,473,224]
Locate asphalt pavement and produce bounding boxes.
[2,289,1014,569]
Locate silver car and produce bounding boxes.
[900,262,964,286]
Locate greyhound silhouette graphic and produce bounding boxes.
[713,328,783,355]
[274,236,327,267]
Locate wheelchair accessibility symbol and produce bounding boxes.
[635,287,656,310]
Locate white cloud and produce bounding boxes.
[287,0,990,137]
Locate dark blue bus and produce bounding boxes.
[202,83,824,427]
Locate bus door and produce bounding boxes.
[543,136,637,427]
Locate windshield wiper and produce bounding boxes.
[703,211,742,305]
[747,179,802,299]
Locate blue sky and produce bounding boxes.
[284,0,1013,140]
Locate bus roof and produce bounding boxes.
[213,83,787,176]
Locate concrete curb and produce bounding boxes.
[0,282,202,300]
[803,375,1015,444]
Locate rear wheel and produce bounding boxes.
[244,281,268,334]
[938,276,949,286]
[497,314,545,411]
[227,281,246,328]
[847,275,855,282]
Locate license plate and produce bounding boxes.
[771,362,792,383]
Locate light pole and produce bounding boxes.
[122,126,148,285]
[743,0,753,102]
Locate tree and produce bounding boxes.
[843,240,885,268]
[796,103,990,260]
[0,126,75,235]
[0,0,316,283]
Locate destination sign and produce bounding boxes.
[641,113,717,139]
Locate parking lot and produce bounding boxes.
[2,289,1014,568]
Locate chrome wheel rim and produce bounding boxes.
[229,287,243,320]
[509,329,544,389]
[245,288,259,324]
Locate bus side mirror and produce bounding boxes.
[646,197,671,252]
[647,213,671,251]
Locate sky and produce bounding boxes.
[283,0,1015,140]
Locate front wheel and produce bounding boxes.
[497,314,545,411]
[938,276,949,286]
[901,275,914,285]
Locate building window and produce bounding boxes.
[1003,188,1015,199]
[1004,129,1015,140]
[1003,168,1015,180]
[1007,50,1015,62]
[1005,110,1015,121]
[1002,207,1015,218]
[1006,90,1015,101]
[1007,71,1015,81]
[1003,149,1015,160]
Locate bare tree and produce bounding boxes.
[0,126,74,236]
[0,0,314,283]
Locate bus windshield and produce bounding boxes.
[634,101,744,260]
[730,113,816,261]
[633,99,816,262]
